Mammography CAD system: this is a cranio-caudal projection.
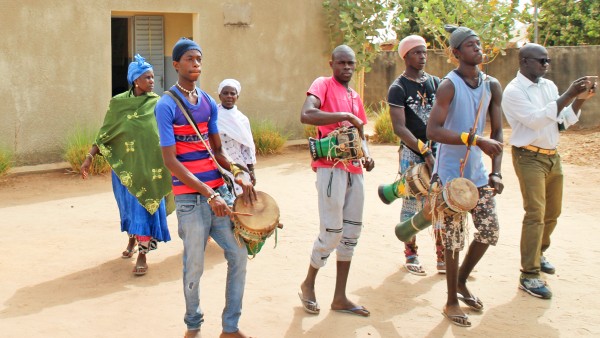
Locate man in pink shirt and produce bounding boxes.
[298,45,374,317]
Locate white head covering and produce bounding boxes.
[218,79,241,96]
[216,78,255,158]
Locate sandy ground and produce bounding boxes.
[1,129,600,338]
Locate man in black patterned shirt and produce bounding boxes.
[387,35,443,276]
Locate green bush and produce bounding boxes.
[371,102,399,144]
[64,127,111,175]
[0,146,13,176]
[251,120,288,155]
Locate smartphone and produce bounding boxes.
[577,76,598,99]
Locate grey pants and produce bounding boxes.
[310,167,364,268]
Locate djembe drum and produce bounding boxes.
[308,126,363,161]
[394,177,479,242]
[233,191,281,257]
[378,162,431,204]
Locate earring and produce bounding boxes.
[135,84,139,87]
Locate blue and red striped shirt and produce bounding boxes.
[155,87,225,195]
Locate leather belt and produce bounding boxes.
[520,145,557,155]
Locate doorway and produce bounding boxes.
[111,17,130,96]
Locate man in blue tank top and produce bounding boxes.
[427,25,504,327]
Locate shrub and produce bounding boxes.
[303,124,317,139]
[251,120,288,155]
[64,127,111,175]
[371,102,399,144]
[0,146,13,176]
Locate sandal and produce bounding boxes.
[442,310,471,327]
[437,261,446,274]
[122,248,136,258]
[133,264,148,276]
[457,293,484,311]
[404,257,426,276]
[122,237,137,258]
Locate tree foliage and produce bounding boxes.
[389,0,523,65]
[522,0,600,46]
[322,0,392,72]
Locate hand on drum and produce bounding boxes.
[362,156,375,172]
[488,175,504,195]
[476,137,503,158]
[234,173,258,206]
[345,113,365,138]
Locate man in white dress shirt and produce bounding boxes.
[502,43,596,299]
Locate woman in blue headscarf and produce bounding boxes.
[81,54,172,276]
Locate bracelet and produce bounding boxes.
[460,132,479,146]
[86,153,94,160]
[417,139,430,154]
[206,192,220,204]
[489,172,502,179]
[230,163,244,177]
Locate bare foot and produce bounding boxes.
[133,253,148,276]
[184,329,200,338]
[219,329,252,338]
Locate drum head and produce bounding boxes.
[406,163,431,196]
[446,178,479,211]
[233,191,280,232]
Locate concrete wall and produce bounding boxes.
[365,46,600,129]
[0,0,331,165]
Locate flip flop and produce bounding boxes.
[297,291,320,314]
[133,265,148,276]
[333,306,370,317]
[436,261,447,274]
[442,310,471,327]
[122,248,136,259]
[457,293,484,311]
[404,262,427,276]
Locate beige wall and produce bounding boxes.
[0,0,331,165]
[365,47,600,129]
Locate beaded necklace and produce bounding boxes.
[176,82,198,99]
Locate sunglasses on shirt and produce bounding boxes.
[525,57,551,65]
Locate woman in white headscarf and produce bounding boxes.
[217,79,257,195]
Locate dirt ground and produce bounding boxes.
[1,129,600,337]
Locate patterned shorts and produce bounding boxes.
[438,184,499,251]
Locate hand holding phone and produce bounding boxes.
[578,76,598,99]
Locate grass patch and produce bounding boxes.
[303,124,317,139]
[0,146,13,176]
[251,120,288,155]
[371,102,399,144]
[64,127,111,175]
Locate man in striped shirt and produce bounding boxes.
[155,38,255,338]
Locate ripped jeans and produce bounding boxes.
[175,185,247,333]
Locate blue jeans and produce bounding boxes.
[175,185,247,333]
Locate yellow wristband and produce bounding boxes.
[460,132,469,146]
[460,132,478,146]
[417,140,429,154]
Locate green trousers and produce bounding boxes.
[512,146,563,278]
